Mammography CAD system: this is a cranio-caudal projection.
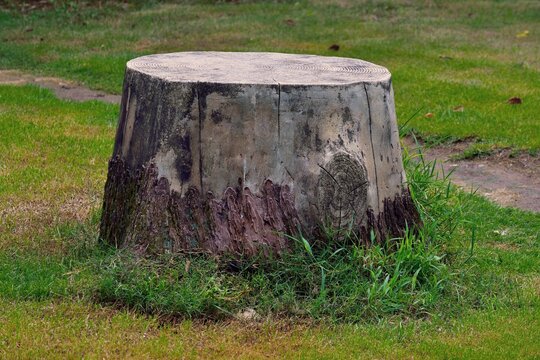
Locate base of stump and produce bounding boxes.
[100,157,420,256]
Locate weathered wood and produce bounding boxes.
[100,52,419,256]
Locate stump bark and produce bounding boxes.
[100,52,419,256]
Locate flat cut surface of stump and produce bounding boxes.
[127,52,391,84]
[100,52,419,256]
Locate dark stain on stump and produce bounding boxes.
[303,122,312,137]
[342,107,353,124]
[196,82,242,119]
[315,128,323,151]
[346,128,354,142]
[210,109,228,124]
[174,132,193,182]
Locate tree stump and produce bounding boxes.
[100,52,419,256]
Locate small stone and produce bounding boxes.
[236,308,260,321]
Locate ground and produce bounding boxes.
[403,137,540,212]
[0,1,539,359]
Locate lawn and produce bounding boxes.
[0,1,539,359]
[1,0,539,149]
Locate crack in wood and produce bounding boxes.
[277,82,281,142]
[196,84,204,193]
[363,83,380,209]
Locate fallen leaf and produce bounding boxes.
[453,105,464,112]
[507,97,522,105]
[439,55,453,60]
[185,260,191,273]
[516,30,529,38]
[328,44,340,51]
[284,19,296,26]
[424,112,434,118]
[24,27,33,32]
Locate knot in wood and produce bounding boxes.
[317,153,368,228]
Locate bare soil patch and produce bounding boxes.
[404,137,540,213]
[0,70,121,104]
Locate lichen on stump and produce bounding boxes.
[100,52,419,256]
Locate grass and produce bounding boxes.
[0,82,538,358]
[87,231,449,321]
[0,85,116,253]
[0,0,539,358]
[0,299,538,358]
[0,0,539,149]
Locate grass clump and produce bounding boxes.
[93,252,230,319]
[88,229,449,322]
[0,252,70,300]
[242,228,449,321]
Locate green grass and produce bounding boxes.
[0,0,539,149]
[0,85,117,253]
[0,1,539,358]
[453,142,496,160]
[0,85,115,197]
[0,299,538,358]
[0,82,538,358]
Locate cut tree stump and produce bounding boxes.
[100,52,419,256]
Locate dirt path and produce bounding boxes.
[1,69,538,213]
[0,70,121,104]
[403,138,540,213]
